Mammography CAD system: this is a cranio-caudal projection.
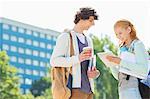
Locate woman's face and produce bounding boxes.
[114,26,131,42]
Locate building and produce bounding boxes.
[0,17,60,94]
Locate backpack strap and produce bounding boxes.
[126,75,130,80]
[64,31,75,75]
[69,32,74,57]
[128,39,139,53]
[69,32,74,74]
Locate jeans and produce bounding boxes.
[118,73,141,99]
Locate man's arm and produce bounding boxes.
[50,33,80,67]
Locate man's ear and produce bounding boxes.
[127,26,131,34]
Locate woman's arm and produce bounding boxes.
[120,41,149,75]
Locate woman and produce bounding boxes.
[106,19,149,99]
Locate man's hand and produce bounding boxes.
[87,67,100,79]
[79,48,92,62]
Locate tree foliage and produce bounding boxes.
[0,51,22,99]
[0,51,52,99]
[91,35,119,99]
[30,77,51,97]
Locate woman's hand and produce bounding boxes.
[87,67,100,79]
[106,55,121,64]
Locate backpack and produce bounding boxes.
[51,32,74,99]
[124,39,150,99]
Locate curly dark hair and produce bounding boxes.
[74,7,98,24]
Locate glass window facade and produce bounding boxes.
[26,59,32,65]
[3,33,9,40]
[18,37,25,43]
[33,50,38,56]
[18,47,24,54]
[0,18,59,94]
[33,40,39,47]
[11,26,17,32]
[26,39,32,45]
[40,42,45,48]
[10,35,17,42]
[10,56,17,62]
[18,57,24,64]
[10,45,17,52]
[3,44,9,50]
[3,23,9,30]
[25,48,32,55]
[26,30,32,35]
[33,31,39,37]
[18,27,25,33]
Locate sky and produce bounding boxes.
[0,0,150,49]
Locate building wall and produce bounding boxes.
[0,18,59,94]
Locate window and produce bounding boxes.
[47,44,52,49]
[10,46,17,52]
[33,70,39,76]
[19,68,24,74]
[47,53,51,58]
[10,35,17,42]
[21,88,25,94]
[25,59,31,65]
[10,56,17,62]
[18,27,24,33]
[40,42,45,48]
[2,44,9,50]
[25,78,32,85]
[18,57,24,64]
[18,37,25,43]
[53,36,57,41]
[40,71,45,76]
[40,61,45,67]
[40,51,45,58]
[25,48,32,55]
[3,24,9,30]
[3,34,9,40]
[33,31,39,37]
[18,47,24,54]
[33,41,39,47]
[47,35,52,40]
[25,69,32,75]
[40,33,45,38]
[33,50,38,56]
[19,78,24,84]
[33,60,39,66]
[26,30,32,35]
[11,26,17,32]
[25,89,30,93]
[26,39,32,45]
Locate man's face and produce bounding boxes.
[81,16,95,30]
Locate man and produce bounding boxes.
[50,7,100,99]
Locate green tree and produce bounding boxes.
[21,93,35,99]
[91,35,119,99]
[0,51,22,99]
[41,88,52,99]
[0,51,37,99]
[30,76,51,97]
